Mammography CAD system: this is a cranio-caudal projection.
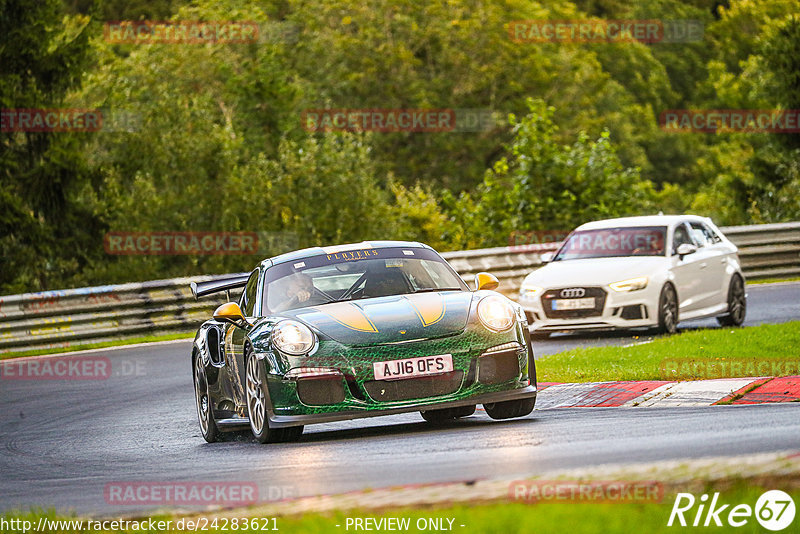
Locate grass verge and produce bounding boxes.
[0,332,193,360]
[537,321,800,383]
[747,276,800,285]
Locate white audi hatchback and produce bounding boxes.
[518,215,746,335]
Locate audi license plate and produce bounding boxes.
[373,354,454,380]
[552,297,595,310]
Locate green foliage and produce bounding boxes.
[72,0,399,282]
[696,11,800,224]
[63,0,184,20]
[449,99,656,249]
[282,0,670,190]
[0,0,100,292]
[388,182,459,251]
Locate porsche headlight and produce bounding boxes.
[477,295,516,332]
[272,320,316,355]
[609,277,648,292]
[519,285,543,300]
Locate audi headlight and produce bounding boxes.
[272,320,316,355]
[477,295,515,332]
[609,277,648,292]
[519,285,543,300]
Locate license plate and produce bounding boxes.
[552,297,595,310]
[373,354,454,380]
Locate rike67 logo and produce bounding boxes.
[668,490,796,531]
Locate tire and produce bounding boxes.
[245,349,277,444]
[272,425,304,442]
[657,283,679,335]
[194,352,221,443]
[483,397,536,420]
[420,405,476,423]
[717,275,746,327]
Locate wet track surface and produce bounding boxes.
[1,282,798,515]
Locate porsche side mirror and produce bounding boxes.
[474,272,500,291]
[676,243,697,258]
[540,251,554,264]
[213,302,250,326]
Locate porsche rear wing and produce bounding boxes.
[190,274,250,300]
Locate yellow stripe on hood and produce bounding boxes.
[404,293,446,327]
[312,302,378,333]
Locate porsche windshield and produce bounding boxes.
[553,226,667,261]
[263,247,467,314]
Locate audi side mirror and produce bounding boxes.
[676,243,697,258]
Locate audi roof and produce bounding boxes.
[576,214,714,231]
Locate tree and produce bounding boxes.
[447,99,656,249]
[280,0,667,191]
[0,0,100,292]
[693,13,800,223]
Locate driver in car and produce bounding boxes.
[273,273,326,312]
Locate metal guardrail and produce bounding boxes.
[0,275,244,353]
[1,222,798,353]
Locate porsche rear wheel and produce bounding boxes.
[483,397,535,420]
[194,352,220,443]
[420,405,476,423]
[246,351,275,444]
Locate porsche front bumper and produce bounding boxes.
[257,324,537,427]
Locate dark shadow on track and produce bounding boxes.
[210,415,542,445]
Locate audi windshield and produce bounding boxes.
[553,226,667,261]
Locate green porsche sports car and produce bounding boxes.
[190,241,537,443]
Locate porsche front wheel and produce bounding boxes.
[245,352,274,444]
[420,405,476,423]
[483,397,535,420]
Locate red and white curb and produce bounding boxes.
[536,376,800,408]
